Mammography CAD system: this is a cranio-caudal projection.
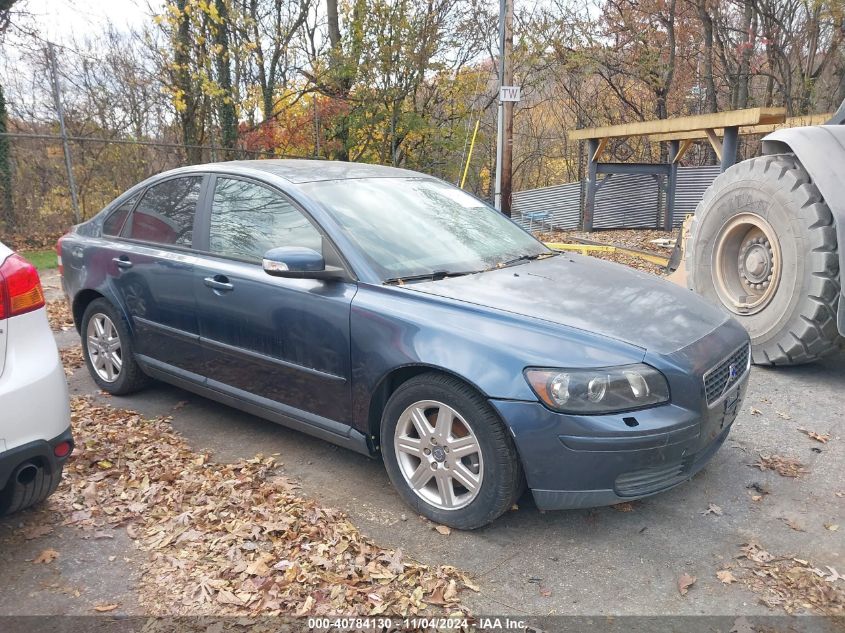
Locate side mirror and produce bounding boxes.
[262,246,345,280]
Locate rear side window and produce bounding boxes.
[103,194,140,236]
[208,177,323,261]
[122,176,202,247]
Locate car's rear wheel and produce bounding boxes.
[380,373,523,529]
[81,298,149,395]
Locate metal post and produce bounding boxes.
[460,120,480,189]
[583,138,598,231]
[314,96,320,158]
[721,125,739,172]
[47,43,81,224]
[665,139,680,230]
[493,0,506,211]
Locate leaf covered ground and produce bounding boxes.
[54,396,473,616]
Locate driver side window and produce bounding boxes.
[208,177,323,262]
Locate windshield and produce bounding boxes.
[300,177,550,281]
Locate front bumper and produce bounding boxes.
[491,375,747,511]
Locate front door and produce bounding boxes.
[192,175,355,426]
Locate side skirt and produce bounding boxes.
[136,355,373,457]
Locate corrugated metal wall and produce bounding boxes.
[594,173,662,229]
[512,165,719,231]
[511,182,581,230]
[674,166,721,225]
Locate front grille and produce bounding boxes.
[703,344,750,406]
[615,458,692,497]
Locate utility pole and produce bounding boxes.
[501,0,514,217]
[47,42,81,224]
[494,0,514,216]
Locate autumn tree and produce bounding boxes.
[0,0,19,228]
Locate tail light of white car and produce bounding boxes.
[0,253,46,319]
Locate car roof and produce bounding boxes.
[183,159,425,184]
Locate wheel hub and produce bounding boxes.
[739,238,774,287]
[712,213,782,315]
[393,400,484,511]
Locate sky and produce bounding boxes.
[22,0,152,42]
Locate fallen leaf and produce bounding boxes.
[612,502,636,512]
[702,503,724,516]
[775,410,791,420]
[751,495,763,502]
[539,587,552,597]
[717,569,737,584]
[740,541,773,563]
[825,567,843,583]
[678,573,697,595]
[798,428,831,443]
[749,407,762,416]
[750,454,808,478]
[779,517,805,532]
[93,604,118,612]
[824,524,839,531]
[435,525,451,536]
[82,482,98,505]
[33,549,59,564]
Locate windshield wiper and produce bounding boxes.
[383,270,478,285]
[490,251,557,270]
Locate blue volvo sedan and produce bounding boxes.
[59,160,750,529]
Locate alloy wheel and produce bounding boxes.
[393,400,484,511]
[86,313,122,383]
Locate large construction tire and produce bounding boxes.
[687,154,842,366]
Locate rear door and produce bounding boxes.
[108,175,207,376]
[192,175,356,426]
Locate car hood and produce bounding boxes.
[406,254,730,356]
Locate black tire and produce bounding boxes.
[0,462,62,516]
[380,373,524,530]
[81,298,150,394]
[687,154,842,365]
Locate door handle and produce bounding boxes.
[204,276,234,292]
[112,257,132,269]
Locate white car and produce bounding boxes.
[0,241,72,515]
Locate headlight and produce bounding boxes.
[524,364,670,414]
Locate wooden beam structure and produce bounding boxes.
[566,106,832,233]
[648,113,832,143]
[704,128,723,161]
[568,107,785,141]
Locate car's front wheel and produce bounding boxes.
[380,373,523,529]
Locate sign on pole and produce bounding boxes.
[499,86,521,102]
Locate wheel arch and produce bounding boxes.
[71,289,105,334]
[366,364,496,454]
[763,126,845,336]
